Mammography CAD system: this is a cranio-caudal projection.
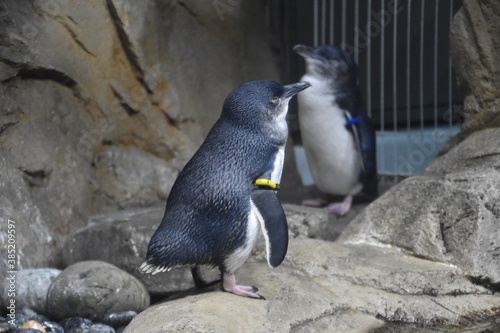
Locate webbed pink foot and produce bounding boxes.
[222,273,265,300]
[326,195,353,216]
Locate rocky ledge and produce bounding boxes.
[123,238,499,332]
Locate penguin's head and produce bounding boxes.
[221,80,310,130]
[294,44,357,87]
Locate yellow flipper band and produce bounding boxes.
[254,179,279,190]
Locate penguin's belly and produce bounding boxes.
[223,203,260,273]
[299,95,362,196]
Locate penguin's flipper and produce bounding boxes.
[344,111,378,197]
[250,189,288,268]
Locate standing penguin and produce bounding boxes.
[293,44,377,216]
[140,80,310,299]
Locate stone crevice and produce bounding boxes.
[54,16,96,58]
[0,106,24,134]
[20,168,52,187]
[177,1,198,18]
[110,85,140,116]
[289,306,348,331]
[468,276,500,293]
[105,0,153,95]
[5,64,85,103]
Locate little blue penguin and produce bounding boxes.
[140,80,311,299]
[293,44,377,216]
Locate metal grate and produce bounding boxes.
[272,0,464,181]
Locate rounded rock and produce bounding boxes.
[0,323,10,333]
[19,307,48,324]
[0,269,61,315]
[47,261,150,321]
[60,317,93,333]
[20,320,46,332]
[90,323,116,333]
[42,321,64,333]
[102,311,137,328]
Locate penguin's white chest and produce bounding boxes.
[269,104,288,184]
[223,202,261,274]
[298,76,362,196]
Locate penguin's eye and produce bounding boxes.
[270,96,280,105]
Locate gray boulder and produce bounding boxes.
[0,269,61,315]
[46,261,150,321]
[0,155,58,286]
[124,239,498,333]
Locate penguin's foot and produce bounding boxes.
[221,273,265,300]
[302,198,327,207]
[326,195,353,216]
[191,267,221,289]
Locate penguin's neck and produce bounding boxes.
[302,73,360,111]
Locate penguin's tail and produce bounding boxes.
[139,261,172,275]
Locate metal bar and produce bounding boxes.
[321,0,326,45]
[380,0,385,132]
[314,0,319,47]
[393,0,398,174]
[434,0,439,128]
[448,0,454,127]
[419,0,425,130]
[342,0,347,47]
[367,0,372,117]
[380,0,385,172]
[354,0,359,61]
[406,0,412,175]
[330,0,335,44]
[407,0,411,134]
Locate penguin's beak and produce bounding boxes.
[283,81,311,98]
[293,44,315,59]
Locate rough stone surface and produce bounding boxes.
[0,155,58,286]
[94,147,178,210]
[46,261,150,321]
[425,128,500,176]
[0,0,280,274]
[62,204,330,295]
[449,0,500,135]
[0,269,61,315]
[341,169,500,284]
[124,239,499,333]
[340,128,500,287]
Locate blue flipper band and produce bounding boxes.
[345,118,359,126]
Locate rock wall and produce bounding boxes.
[0,0,280,275]
[445,0,500,149]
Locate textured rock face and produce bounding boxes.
[0,0,279,280]
[0,268,61,314]
[94,147,178,209]
[124,239,499,333]
[449,0,500,134]
[342,128,500,284]
[425,128,500,176]
[46,261,150,321]
[342,171,500,283]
